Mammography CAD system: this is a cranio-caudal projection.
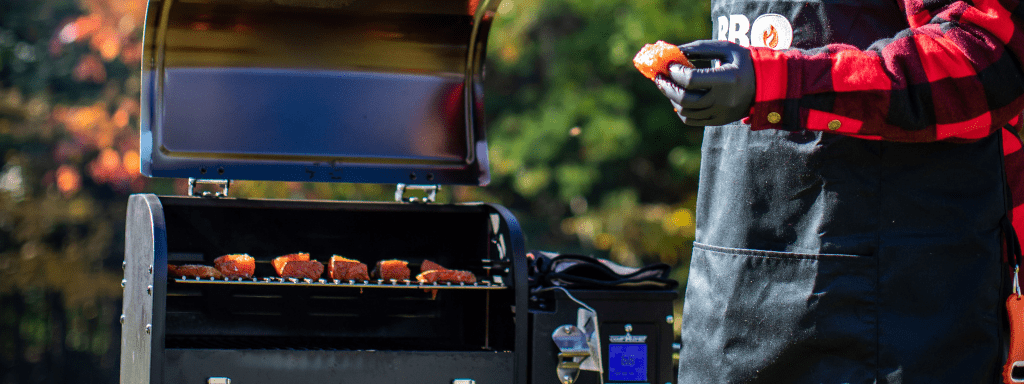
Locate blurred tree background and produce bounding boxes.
[0,0,709,382]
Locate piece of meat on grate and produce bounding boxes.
[371,259,411,281]
[272,253,323,279]
[214,254,255,279]
[420,259,446,274]
[416,259,476,284]
[168,264,223,279]
[416,269,476,284]
[329,255,369,281]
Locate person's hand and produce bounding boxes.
[656,40,756,126]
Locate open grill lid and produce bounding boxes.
[140,0,499,185]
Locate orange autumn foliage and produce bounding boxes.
[44,0,148,194]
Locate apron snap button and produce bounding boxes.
[767,112,781,124]
[828,119,841,130]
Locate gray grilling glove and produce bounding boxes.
[656,40,756,127]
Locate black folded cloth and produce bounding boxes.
[527,250,678,290]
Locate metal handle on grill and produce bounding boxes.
[553,325,592,384]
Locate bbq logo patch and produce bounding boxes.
[716,14,793,50]
[751,14,792,49]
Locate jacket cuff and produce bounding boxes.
[747,47,797,131]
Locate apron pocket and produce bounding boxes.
[678,242,877,384]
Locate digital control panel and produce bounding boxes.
[606,323,650,383]
[528,289,677,384]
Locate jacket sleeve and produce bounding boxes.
[747,0,1024,142]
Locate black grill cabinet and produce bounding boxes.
[121,195,527,383]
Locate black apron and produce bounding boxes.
[677,0,1010,382]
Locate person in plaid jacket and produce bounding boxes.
[655,0,1024,380]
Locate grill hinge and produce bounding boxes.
[394,184,440,204]
[188,178,231,198]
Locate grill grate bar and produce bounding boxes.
[171,276,506,290]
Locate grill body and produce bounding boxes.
[121,194,528,383]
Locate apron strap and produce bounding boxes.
[1000,124,1024,271]
[1000,124,1024,384]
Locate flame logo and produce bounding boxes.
[763,25,779,49]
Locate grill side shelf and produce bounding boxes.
[171,276,507,290]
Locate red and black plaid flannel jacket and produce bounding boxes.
[747,0,1024,140]
[744,0,1024,258]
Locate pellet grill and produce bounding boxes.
[120,0,677,383]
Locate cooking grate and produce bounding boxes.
[170,276,506,290]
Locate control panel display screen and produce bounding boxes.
[608,343,647,381]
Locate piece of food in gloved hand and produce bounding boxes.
[371,259,411,281]
[329,255,369,281]
[168,264,223,279]
[214,254,255,279]
[416,259,477,284]
[272,253,324,279]
[633,40,693,81]
[417,269,477,284]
